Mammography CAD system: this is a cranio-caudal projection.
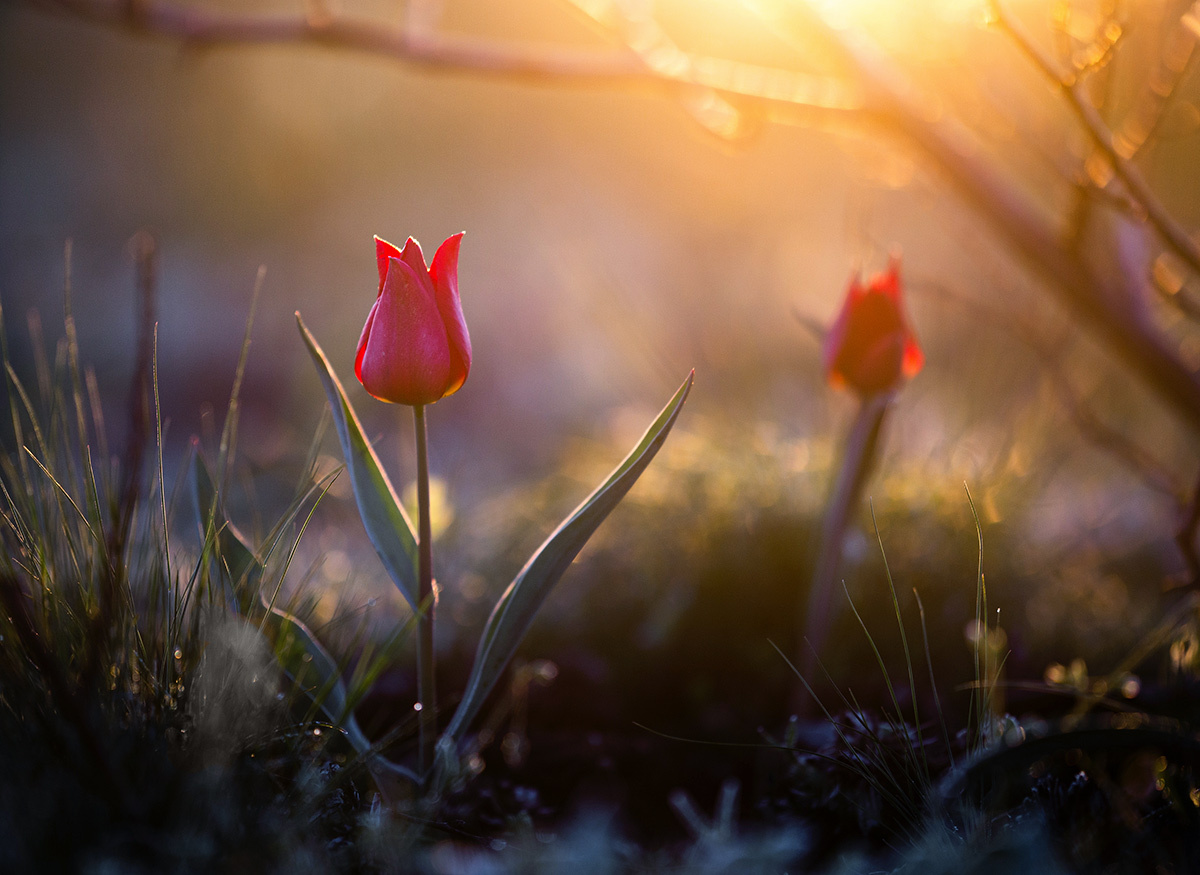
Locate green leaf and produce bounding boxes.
[296,313,420,611]
[444,372,694,743]
[270,604,380,759]
[189,450,420,785]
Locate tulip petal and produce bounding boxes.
[822,271,861,378]
[876,256,903,302]
[823,262,922,395]
[902,337,925,378]
[358,258,454,406]
[430,232,471,396]
[399,238,436,296]
[354,296,380,386]
[375,236,403,294]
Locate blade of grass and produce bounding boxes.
[23,448,105,561]
[840,579,927,786]
[153,325,174,647]
[216,266,264,492]
[870,502,928,779]
[770,639,917,821]
[964,484,989,748]
[914,587,955,770]
[257,470,340,629]
[189,451,419,784]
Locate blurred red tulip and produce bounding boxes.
[355,233,471,406]
[823,255,923,395]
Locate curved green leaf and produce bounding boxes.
[296,312,419,611]
[444,371,694,743]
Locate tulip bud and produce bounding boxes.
[823,255,923,396]
[355,233,472,406]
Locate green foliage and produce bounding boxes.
[0,293,420,871]
[443,371,694,746]
[297,313,694,779]
[190,448,420,784]
[296,312,420,611]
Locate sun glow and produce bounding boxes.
[752,0,993,58]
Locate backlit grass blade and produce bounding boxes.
[445,371,694,743]
[189,451,418,784]
[296,313,419,611]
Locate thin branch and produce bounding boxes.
[989,0,1200,279]
[1115,2,1200,161]
[922,280,1181,501]
[21,0,860,124]
[566,0,744,138]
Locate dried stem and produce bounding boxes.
[82,231,156,689]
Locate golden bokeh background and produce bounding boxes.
[2,0,1199,719]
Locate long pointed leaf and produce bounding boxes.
[296,313,419,610]
[445,371,694,743]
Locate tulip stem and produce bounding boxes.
[413,403,437,784]
[795,391,891,714]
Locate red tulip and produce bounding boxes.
[355,233,472,406]
[823,255,923,395]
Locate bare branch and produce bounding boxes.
[20,0,861,125]
[923,280,1181,501]
[1117,2,1200,161]
[744,0,1200,436]
[989,0,1200,279]
[566,0,744,138]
